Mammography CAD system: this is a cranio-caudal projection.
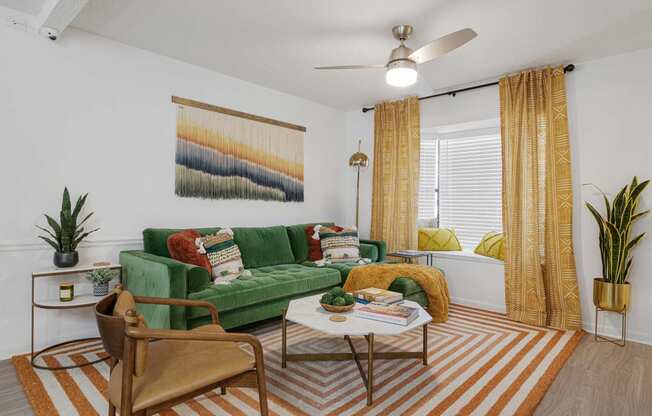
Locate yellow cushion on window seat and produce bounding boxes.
[474,231,505,261]
[418,228,463,251]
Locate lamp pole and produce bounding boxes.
[349,140,369,230]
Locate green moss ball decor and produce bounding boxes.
[320,287,356,312]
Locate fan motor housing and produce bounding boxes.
[388,45,415,65]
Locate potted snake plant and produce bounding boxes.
[36,187,99,268]
[586,177,649,312]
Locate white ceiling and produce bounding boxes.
[2,0,45,15]
[7,0,652,110]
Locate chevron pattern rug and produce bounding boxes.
[13,304,583,415]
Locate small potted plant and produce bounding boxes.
[85,268,115,296]
[36,187,99,268]
[586,177,649,312]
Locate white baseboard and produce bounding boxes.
[450,296,507,314]
[583,320,652,346]
[451,297,652,346]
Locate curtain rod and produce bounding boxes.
[361,64,575,113]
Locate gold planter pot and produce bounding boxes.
[593,278,630,312]
[593,278,630,346]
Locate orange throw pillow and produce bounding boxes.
[305,225,343,261]
[167,230,212,273]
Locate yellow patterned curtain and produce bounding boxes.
[500,66,581,330]
[370,97,420,252]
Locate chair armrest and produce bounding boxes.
[125,327,263,355]
[134,296,219,325]
[360,239,387,261]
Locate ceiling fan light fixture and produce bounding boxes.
[385,60,417,87]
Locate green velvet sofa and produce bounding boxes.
[120,223,427,331]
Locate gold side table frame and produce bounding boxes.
[31,264,123,370]
[594,306,627,347]
[281,309,429,406]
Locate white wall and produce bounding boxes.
[0,26,349,358]
[345,47,652,344]
[569,48,652,344]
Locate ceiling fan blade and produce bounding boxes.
[409,28,477,64]
[314,64,386,70]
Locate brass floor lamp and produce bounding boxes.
[349,140,369,229]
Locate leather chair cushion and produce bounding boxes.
[109,324,255,412]
[113,290,149,377]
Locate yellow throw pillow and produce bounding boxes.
[474,231,505,260]
[418,228,463,251]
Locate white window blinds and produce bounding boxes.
[439,130,502,248]
[418,136,438,224]
[418,125,502,248]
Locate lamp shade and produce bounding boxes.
[385,59,417,87]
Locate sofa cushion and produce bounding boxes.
[359,243,379,262]
[144,227,221,258]
[187,264,340,320]
[285,222,334,263]
[167,230,212,273]
[233,226,295,268]
[319,226,360,263]
[197,229,245,282]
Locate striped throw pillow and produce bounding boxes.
[195,228,244,283]
[319,226,360,263]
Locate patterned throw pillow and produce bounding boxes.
[167,230,212,273]
[305,224,343,261]
[474,231,505,260]
[418,228,463,251]
[319,226,360,263]
[195,228,244,283]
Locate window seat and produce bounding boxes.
[419,249,506,313]
[423,250,503,265]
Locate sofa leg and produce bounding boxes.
[220,386,227,395]
[108,402,116,416]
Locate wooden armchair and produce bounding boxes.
[95,286,268,416]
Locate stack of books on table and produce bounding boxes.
[354,302,420,326]
[353,288,403,305]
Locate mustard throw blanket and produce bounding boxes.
[343,264,450,323]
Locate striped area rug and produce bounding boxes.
[13,304,583,415]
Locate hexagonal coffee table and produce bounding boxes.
[281,293,432,405]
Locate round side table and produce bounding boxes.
[31,264,122,370]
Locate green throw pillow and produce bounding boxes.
[474,231,505,260]
[418,228,462,251]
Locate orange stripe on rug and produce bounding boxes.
[513,330,585,416]
[11,356,58,416]
[69,353,109,399]
[42,355,99,416]
[434,327,551,414]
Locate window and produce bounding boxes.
[418,123,502,248]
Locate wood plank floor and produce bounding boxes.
[1,336,651,415]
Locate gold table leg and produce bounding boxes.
[283,327,427,406]
[281,308,287,368]
[423,324,428,365]
[367,333,374,405]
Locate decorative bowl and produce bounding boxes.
[320,303,355,313]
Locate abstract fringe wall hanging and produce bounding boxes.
[172,96,305,202]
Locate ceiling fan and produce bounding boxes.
[315,25,477,87]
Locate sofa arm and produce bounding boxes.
[119,251,211,329]
[360,239,387,261]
